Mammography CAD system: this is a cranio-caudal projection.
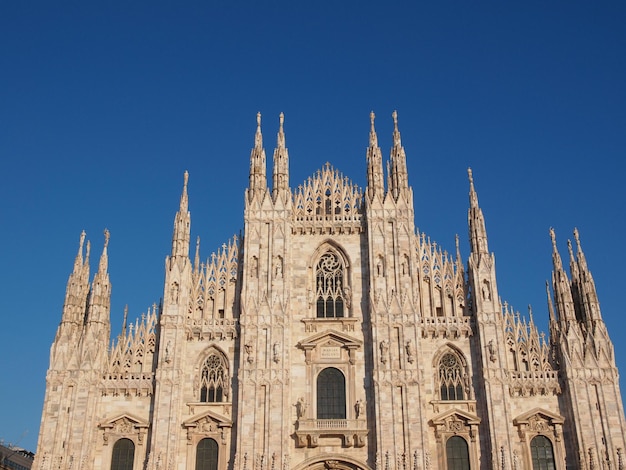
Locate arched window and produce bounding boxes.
[439,352,465,400]
[111,438,134,470]
[200,352,229,402]
[531,435,556,470]
[195,438,218,470]
[446,436,470,470]
[317,367,346,419]
[315,252,345,318]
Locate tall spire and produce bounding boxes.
[467,168,489,255]
[366,111,385,201]
[248,112,267,201]
[272,112,289,200]
[171,171,191,259]
[572,228,601,322]
[82,229,112,368]
[61,231,91,326]
[388,110,409,200]
[549,228,576,323]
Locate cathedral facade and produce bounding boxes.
[34,112,626,470]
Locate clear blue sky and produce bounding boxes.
[1,2,625,452]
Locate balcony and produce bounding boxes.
[295,418,367,448]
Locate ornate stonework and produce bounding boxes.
[34,113,626,470]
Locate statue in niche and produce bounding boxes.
[295,397,307,418]
[405,340,415,363]
[376,259,383,277]
[251,257,258,278]
[343,285,352,309]
[482,281,491,301]
[274,257,283,279]
[170,282,179,303]
[488,340,496,363]
[379,340,389,364]
[245,342,254,364]
[272,342,280,363]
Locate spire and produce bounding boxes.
[467,168,489,255]
[366,111,385,201]
[549,228,576,322]
[171,172,191,259]
[573,228,601,322]
[248,112,267,202]
[73,230,86,272]
[272,112,289,200]
[61,231,91,326]
[98,228,110,274]
[388,110,409,199]
[194,236,201,275]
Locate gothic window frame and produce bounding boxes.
[310,243,351,319]
[435,348,471,401]
[197,347,230,403]
[99,414,148,470]
[430,410,480,470]
[513,409,564,470]
[183,411,232,470]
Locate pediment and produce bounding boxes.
[99,413,149,430]
[298,329,362,350]
[430,408,481,426]
[183,409,232,429]
[513,407,564,425]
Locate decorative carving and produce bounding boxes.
[406,340,415,363]
[295,397,307,418]
[380,340,389,364]
[355,399,365,418]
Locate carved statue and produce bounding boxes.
[295,397,307,418]
[405,340,415,363]
[380,340,389,364]
[355,399,365,418]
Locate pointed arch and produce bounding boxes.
[310,242,351,319]
[198,346,230,403]
[434,346,470,401]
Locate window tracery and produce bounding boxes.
[438,352,467,400]
[315,252,346,318]
[199,352,229,403]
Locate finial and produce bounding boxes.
[573,227,582,251]
[103,228,110,248]
[79,230,86,252]
[257,111,261,128]
[370,111,375,127]
[468,168,473,184]
[549,227,557,250]
[392,110,398,130]
[183,170,189,188]
[279,112,284,127]
[567,239,575,261]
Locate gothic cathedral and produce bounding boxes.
[34,112,626,470]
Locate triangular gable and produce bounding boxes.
[99,413,149,430]
[183,409,232,429]
[513,407,564,426]
[298,329,362,350]
[430,408,481,427]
